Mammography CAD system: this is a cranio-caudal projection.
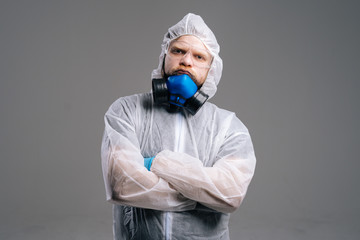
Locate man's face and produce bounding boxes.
[163,35,213,87]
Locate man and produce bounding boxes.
[101,13,256,240]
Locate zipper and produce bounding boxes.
[165,212,172,240]
[165,112,184,240]
[176,111,185,152]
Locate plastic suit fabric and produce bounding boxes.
[101,13,256,240]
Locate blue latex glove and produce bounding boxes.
[144,157,155,171]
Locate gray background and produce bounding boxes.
[1,0,359,239]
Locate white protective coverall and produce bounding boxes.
[101,13,256,240]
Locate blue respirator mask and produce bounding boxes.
[152,74,209,115]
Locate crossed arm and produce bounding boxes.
[101,102,256,213]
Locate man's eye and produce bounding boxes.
[171,48,184,54]
[195,55,206,61]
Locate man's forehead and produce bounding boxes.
[171,35,208,50]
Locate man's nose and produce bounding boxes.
[180,52,193,67]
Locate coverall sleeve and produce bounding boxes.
[151,115,256,213]
[101,98,196,211]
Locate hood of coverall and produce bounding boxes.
[151,13,223,99]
